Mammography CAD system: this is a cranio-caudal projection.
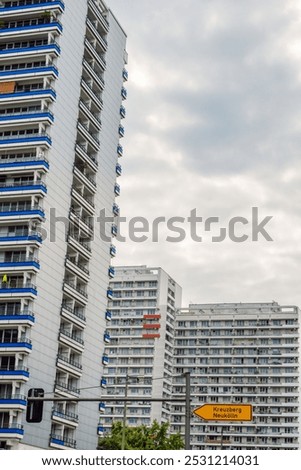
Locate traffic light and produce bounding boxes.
[26,388,44,423]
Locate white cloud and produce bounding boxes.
[108,0,301,309]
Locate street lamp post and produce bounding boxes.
[121,374,129,450]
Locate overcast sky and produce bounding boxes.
[107,0,301,308]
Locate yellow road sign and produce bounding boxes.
[193,404,252,422]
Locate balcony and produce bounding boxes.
[0,87,56,104]
[0,255,40,272]
[105,310,112,321]
[84,39,106,71]
[111,224,118,237]
[0,132,52,149]
[0,42,61,59]
[143,323,161,330]
[73,165,96,193]
[108,266,115,279]
[0,366,29,381]
[0,309,35,325]
[122,68,128,81]
[54,381,80,398]
[112,203,120,216]
[0,21,63,38]
[102,354,109,365]
[0,424,24,439]
[0,203,45,221]
[0,64,59,80]
[77,122,100,151]
[118,125,125,138]
[99,402,105,413]
[110,244,116,257]
[79,99,101,131]
[83,59,105,91]
[63,280,88,305]
[49,434,76,449]
[65,255,90,281]
[61,303,86,328]
[56,354,82,377]
[86,18,107,52]
[0,336,32,353]
[0,110,54,126]
[75,143,98,172]
[88,0,109,33]
[114,184,121,198]
[0,154,49,173]
[0,179,47,196]
[104,332,111,344]
[71,187,95,215]
[100,377,107,388]
[81,79,103,110]
[121,87,127,100]
[120,106,126,118]
[117,144,123,156]
[0,230,42,247]
[52,408,79,426]
[116,163,122,176]
[0,281,37,299]
[0,394,27,410]
[107,289,113,300]
[97,425,105,435]
[0,1,65,17]
[67,233,92,260]
[69,208,93,236]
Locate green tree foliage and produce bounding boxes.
[98,420,184,450]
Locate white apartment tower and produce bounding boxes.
[0,0,127,449]
[99,266,182,432]
[171,303,300,450]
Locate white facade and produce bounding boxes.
[0,0,127,450]
[171,303,300,450]
[100,266,182,432]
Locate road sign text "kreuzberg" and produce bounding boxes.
[193,404,252,422]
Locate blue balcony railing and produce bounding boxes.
[0,204,45,219]
[0,21,63,35]
[0,1,65,13]
[112,204,120,216]
[100,377,107,388]
[0,87,56,102]
[0,111,54,124]
[102,355,109,365]
[0,133,52,147]
[0,230,42,243]
[0,65,59,78]
[0,310,35,323]
[117,144,123,156]
[104,332,111,343]
[0,367,29,378]
[49,434,76,449]
[114,183,120,196]
[0,256,40,270]
[0,43,61,57]
[110,245,116,257]
[0,155,49,170]
[0,338,32,350]
[108,266,115,278]
[0,181,47,194]
[0,282,37,296]
[0,424,24,436]
[116,164,122,176]
[105,310,112,321]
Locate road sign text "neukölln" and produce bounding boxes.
[193,404,252,422]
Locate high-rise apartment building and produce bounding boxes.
[99,266,182,433]
[0,0,127,450]
[171,302,300,450]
